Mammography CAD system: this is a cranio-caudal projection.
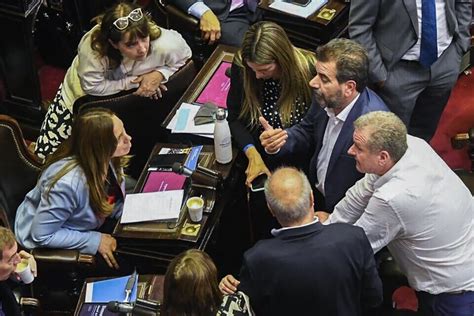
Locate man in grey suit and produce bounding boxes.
[349,0,472,141]
[168,0,260,47]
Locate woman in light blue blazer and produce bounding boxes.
[15,108,131,269]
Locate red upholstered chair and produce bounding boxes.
[451,128,474,193]
[0,115,95,313]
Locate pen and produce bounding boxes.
[124,269,137,303]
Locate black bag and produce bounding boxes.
[34,3,82,68]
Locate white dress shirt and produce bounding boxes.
[315,93,359,195]
[328,135,474,294]
[402,0,453,60]
[189,0,244,18]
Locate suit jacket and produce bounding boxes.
[348,0,472,83]
[238,221,383,316]
[278,88,388,211]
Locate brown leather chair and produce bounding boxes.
[153,0,213,67]
[73,59,197,179]
[0,115,95,313]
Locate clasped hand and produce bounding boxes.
[133,70,167,99]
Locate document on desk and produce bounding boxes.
[166,102,215,138]
[269,0,328,18]
[120,190,184,224]
[84,275,138,303]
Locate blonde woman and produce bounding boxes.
[226,21,316,186]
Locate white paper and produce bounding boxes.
[120,190,184,224]
[269,0,328,18]
[166,102,215,137]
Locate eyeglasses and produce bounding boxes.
[113,8,144,31]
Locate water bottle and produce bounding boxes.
[214,108,232,164]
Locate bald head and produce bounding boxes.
[264,167,314,227]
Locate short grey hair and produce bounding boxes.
[264,167,312,226]
[354,111,408,162]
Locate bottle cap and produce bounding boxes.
[216,108,226,120]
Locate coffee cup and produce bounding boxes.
[15,259,34,284]
[186,196,204,222]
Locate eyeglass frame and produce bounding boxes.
[112,8,144,31]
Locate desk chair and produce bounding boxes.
[0,115,96,314]
[73,59,197,179]
[154,0,212,67]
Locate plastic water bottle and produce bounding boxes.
[214,108,232,164]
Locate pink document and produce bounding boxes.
[142,171,186,192]
[195,61,231,108]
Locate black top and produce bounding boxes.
[226,61,311,158]
[0,281,21,316]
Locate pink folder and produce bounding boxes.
[195,61,231,108]
[142,171,186,192]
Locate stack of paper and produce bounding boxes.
[120,190,184,224]
[166,103,215,138]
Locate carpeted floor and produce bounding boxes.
[430,68,474,170]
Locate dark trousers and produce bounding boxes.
[416,290,474,316]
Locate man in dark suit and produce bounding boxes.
[349,0,472,141]
[220,167,382,315]
[260,38,389,212]
[168,0,260,46]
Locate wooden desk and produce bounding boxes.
[113,143,238,270]
[74,275,163,316]
[259,0,349,50]
[162,44,238,131]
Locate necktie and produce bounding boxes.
[419,0,437,68]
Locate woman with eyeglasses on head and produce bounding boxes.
[226,21,316,187]
[16,108,131,270]
[35,2,192,160]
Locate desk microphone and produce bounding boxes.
[107,299,160,315]
[172,162,221,188]
[106,301,134,313]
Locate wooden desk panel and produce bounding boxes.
[113,143,238,267]
[162,44,238,129]
[259,0,349,49]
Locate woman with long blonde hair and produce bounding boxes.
[227,21,316,186]
[16,108,131,269]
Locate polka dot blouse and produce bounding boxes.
[260,79,308,132]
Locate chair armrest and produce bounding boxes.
[32,248,95,265]
[20,296,40,314]
[166,4,200,32]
